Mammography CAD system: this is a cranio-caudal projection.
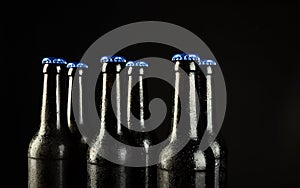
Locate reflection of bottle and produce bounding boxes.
[126,61,158,188]
[157,54,214,188]
[87,56,134,188]
[200,59,227,188]
[66,62,89,188]
[28,57,74,188]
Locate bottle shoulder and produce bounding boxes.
[158,140,207,171]
[28,129,74,159]
[213,135,227,157]
[205,138,225,158]
[87,135,128,164]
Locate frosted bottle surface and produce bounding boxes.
[200,59,227,188]
[28,57,75,188]
[157,54,214,188]
[66,62,89,188]
[87,56,134,188]
[125,61,158,188]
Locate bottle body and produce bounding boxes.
[87,145,135,188]
[28,60,75,188]
[28,128,74,187]
[28,126,74,188]
[28,158,72,188]
[157,140,214,188]
[204,133,227,188]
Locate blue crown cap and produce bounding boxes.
[171,53,200,63]
[126,61,148,67]
[42,57,56,64]
[125,61,135,67]
[76,62,88,68]
[53,58,67,64]
[66,62,77,68]
[199,59,217,66]
[135,61,148,67]
[100,56,126,63]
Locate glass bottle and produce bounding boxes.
[157,54,214,188]
[28,57,74,188]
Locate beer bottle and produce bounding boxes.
[200,59,227,188]
[66,62,89,188]
[28,57,74,188]
[157,53,214,188]
[125,60,158,188]
[87,55,134,188]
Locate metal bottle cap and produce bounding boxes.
[171,53,200,63]
[100,56,127,63]
[199,59,217,66]
[66,62,77,68]
[125,61,148,67]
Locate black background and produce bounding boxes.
[5,2,300,188]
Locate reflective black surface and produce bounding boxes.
[88,159,158,188]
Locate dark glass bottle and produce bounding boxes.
[157,54,214,188]
[200,59,227,188]
[28,57,74,188]
[125,61,158,188]
[87,55,134,188]
[66,62,89,188]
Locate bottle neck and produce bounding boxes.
[127,67,146,131]
[78,72,84,125]
[115,72,122,135]
[67,69,85,128]
[67,74,77,132]
[206,66,215,135]
[170,61,206,142]
[98,63,123,138]
[206,66,214,134]
[40,68,68,132]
